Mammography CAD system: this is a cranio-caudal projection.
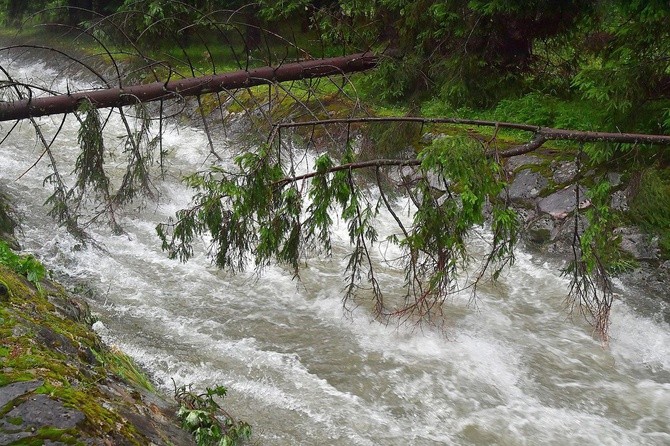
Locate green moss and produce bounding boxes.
[628,168,670,259]
[6,438,43,446]
[6,416,23,425]
[35,426,80,444]
[0,262,159,445]
[0,372,35,387]
[104,349,155,392]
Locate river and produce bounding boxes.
[1,55,669,445]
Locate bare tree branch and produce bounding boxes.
[269,116,670,152]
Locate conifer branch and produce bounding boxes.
[269,117,670,156]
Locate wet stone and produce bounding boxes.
[552,160,578,184]
[538,185,588,219]
[2,394,85,430]
[0,282,8,302]
[505,155,543,172]
[616,227,660,260]
[526,216,556,245]
[515,207,537,224]
[37,327,80,357]
[0,380,43,409]
[11,324,31,337]
[0,431,31,445]
[508,169,548,205]
[610,190,628,211]
[607,171,622,187]
[47,294,93,325]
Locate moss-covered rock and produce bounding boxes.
[0,265,193,445]
[0,190,19,251]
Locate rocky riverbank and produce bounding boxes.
[0,262,193,445]
[504,153,659,259]
[502,151,669,321]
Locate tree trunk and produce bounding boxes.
[0,53,378,122]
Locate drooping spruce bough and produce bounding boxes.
[1,2,669,342]
[155,116,670,341]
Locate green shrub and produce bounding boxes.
[174,382,251,446]
[0,241,47,290]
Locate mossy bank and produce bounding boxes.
[0,259,193,445]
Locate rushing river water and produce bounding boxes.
[1,56,669,445]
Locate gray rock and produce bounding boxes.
[421,132,435,144]
[0,380,42,410]
[11,325,31,337]
[552,160,578,184]
[526,216,556,245]
[46,294,92,325]
[552,214,588,249]
[610,190,628,211]
[505,155,543,172]
[607,172,623,187]
[508,169,548,206]
[2,394,85,430]
[37,327,80,357]
[616,227,660,260]
[0,431,31,445]
[538,185,588,219]
[426,171,449,192]
[524,212,589,255]
[514,208,537,224]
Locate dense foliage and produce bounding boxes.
[253,0,669,133]
[3,1,667,131]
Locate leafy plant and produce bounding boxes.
[0,240,47,291]
[174,381,251,446]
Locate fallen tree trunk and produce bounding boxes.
[0,52,378,122]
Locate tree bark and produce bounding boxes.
[0,53,378,122]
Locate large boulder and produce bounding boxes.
[538,185,588,219]
[507,169,549,207]
[615,227,660,260]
